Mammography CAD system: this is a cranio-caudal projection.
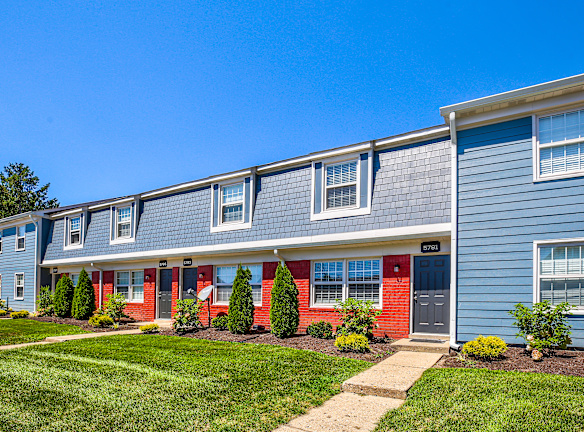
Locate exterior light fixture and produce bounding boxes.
[145,274,151,281]
[394,264,400,273]
[199,273,204,279]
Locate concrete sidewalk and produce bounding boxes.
[274,351,443,432]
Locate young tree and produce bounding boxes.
[71,268,96,320]
[0,163,59,218]
[54,275,74,318]
[269,263,300,338]
[228,265,255,334]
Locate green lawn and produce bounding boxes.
[375,367,584,432]
[0,319,88,345]
[0,334,370,432]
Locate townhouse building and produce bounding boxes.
[1,73,583,347]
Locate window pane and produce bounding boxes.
[348,283,380,303]
[252,284,262,303]
[348,260,380,282]
[245,265,262,285]
[216,285,232,303]
[222,204,243,223]
[17,238,25,250]
[118,222,131,238]
[117,271,130,286]
[132,286,144,302]
[567,246,581,274]
[326,161,357,186]
[71,274,79,286]
[222,183,243,204]
[116,286,129,301]
[540,147,552,176]
[314,262,343,282]
[314,284,343,304]
[118,207,131,223]
[551,114,565,142]
[132,271,144,285]
[541,278,584,308]
[71,217,81,231]
[16,274,24,286]
[216,266,237,284]
[70,232,80,245]
[327,185,357,209]
[540,247,553,275]
[17,226,25,237]
[553,246,567,274]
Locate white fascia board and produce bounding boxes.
[41,222,451,266]
[50,207,86,219]
[374,126,450,149]
[0,213,43,230]
[88,197,135,211]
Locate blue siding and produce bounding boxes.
[43,138,451,261]
[457,117,584,346]
[0,223,37,312]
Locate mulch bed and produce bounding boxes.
[158,328,395,363]
[29,316,134,333]
[438,346,584,377]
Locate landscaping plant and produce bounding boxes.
[71,269,96,320]
[269,263,300,338]
[0,299,6,310]
[334,333,370,353]
[10,310,29,319]
[0,310,6,317]
[103,293,129,325]
[307,321,334,339]
[510,301,573,359]
[37,285,54,317]
[54,275,74,317]
[335,298,381,339]
[461,335,507,360]
[172,299,203,333]
[228,265,255,334]
[139,323,160,334]
[211,315,229,330]
[88,314,114,328]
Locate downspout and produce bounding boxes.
[449,112,461,350]
[29,215,39,313]
[273,249,285,264]
[91,263,103,309]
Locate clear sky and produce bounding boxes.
[1,1,583,206]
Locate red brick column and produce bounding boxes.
[379,255,411,339]
[171,267,180,317]
[102,271,114,305]
[92,271,100,310]
[140,268,157,321]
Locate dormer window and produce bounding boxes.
[325,160,358,210]
[117,206,132,238]
[221,183,244,223]
[64,212,86,250]
[109,200,138,244]
[210,174,254,233]
[70,217,81,245]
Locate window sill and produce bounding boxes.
[213,302,262,307]
[110,237,135,245]
[64,244,83,251]
[534,171,584,183]
[15,248,26,252]
[13,298,24,301]
[210,221,252,233]
[310,206,371,222]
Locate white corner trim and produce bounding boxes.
[41,222,452,266]
[449,111,458,349]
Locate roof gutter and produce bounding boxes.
[449,112,461,351]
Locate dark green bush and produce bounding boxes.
[54,275,74,318]
[462,335,507,360]
[334,334,370,353]
[10,310,29,319]
[71,269,95,320]
[269,263,299,338]
[172,299,203,333]
[307,321,334,339]
[335,298,382,339]
[211,315,229,330]
[88,314,114,328]
[228,265,255,334]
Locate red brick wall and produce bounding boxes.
[92,271,100,310]
[380,255,411,339]
[100,269,157,322]
[171,267,180,316]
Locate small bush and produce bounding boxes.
[228,265,255,334]
[0,299,6,310]
[211,315,229,330]
[307,321,334,339]
[462,335,507,360]
[71,269,95,320]
[10,310,29,319]
[334,334,370,353]
[509,301,573,357]
[54,275,74,318]
[103,294,129,324]
[140,323,160,334]
[173,299,203,333]
[0,310,6,317]
[88,314,114,328]
[37,285,54,317]
[269,263,300,338]
[335,298,382,339]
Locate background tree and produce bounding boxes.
[228,265,255,334]
[0,163,59,218]
[71,268,96,320]
[54,275,74,318]
[270,263,299,338]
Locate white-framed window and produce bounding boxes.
[109,201,138,244]
[14,273,24,300]
[15,226,25,251]
[215,264,262,305]
[536,242,584,312]
[71,273,80,287]
[70,216,81,245]
[117,207,132,239]
[221,182,244,224]
[536,108,584,181]
[325,160,359,210]
[115,270,144,302]
[312,258,382,307]
[210,175,254,233]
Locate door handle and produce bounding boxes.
[413,291,418,301]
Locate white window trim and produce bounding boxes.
[110,203,137,245]
[310,150,373,221]
[0,232,3,254]
[210,176,254,233]
[310,257,383,309]
[533,238,584,316]
[63,213,84,250]
[533,107,584,183]
[115,270,145,303]
[14,272,24,300]
[15,225,26,251]
[213,264,262,306]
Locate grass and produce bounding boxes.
[375,367,584,432]
[0,334,370,432]
[0,318,88,345]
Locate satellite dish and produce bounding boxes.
[198,285,214,301]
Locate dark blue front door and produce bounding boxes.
[158,269,172,319]
[413,255,450,334]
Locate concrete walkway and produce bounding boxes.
[0,329,142,350]
[274,351,443,432]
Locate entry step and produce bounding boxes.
[390,338,450,354]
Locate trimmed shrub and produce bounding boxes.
[54,275,74,317]
[72,269,96,320]
[228,265,255,334]
[211,315,229,330]
[88,314,114,328]
[335,298,382,339]
[510,301,573,358]
[462,335,507,360]
[307,321,334,339]
[0,310,6,317]
[11,310,29,319]
[37,285,54,317]
[0,299,6,310]
[172,299,203,333]
[269,263,300,338]
[103,293,128,324]
[140,323,160,334]
[334,334,370,353]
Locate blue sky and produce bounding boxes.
[1,1,583,206]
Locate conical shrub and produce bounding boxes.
[228,265,255,334]
[54,275,74,318]
[270,263,299,338]
[71,268,96,320]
